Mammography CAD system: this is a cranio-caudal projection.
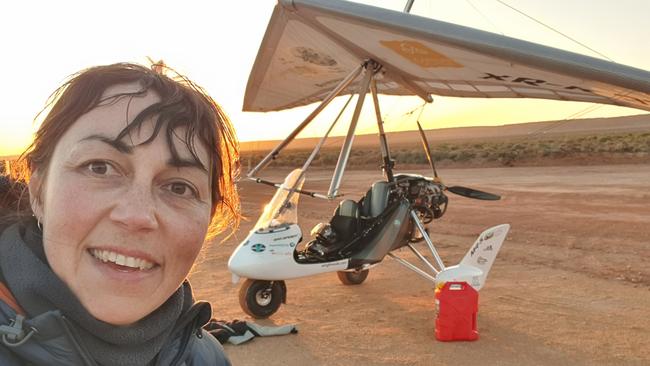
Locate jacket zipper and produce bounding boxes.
[56,315,98,366]
[166,318,199,366]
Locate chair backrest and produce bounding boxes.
[361,181,390,218]
[336,199,359,218]
[331,199,360,242]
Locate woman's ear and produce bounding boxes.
[28,170,44,220]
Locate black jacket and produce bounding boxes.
[0,298,231,365]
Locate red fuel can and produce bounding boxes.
[435,281,479,341]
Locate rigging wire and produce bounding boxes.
[415,103,426,122]
[490,0,617,133]
[523,104,604,138]
[465,0,505,36]
[379,96,402,125]
[403,102,428,119]
[494,0,615,62]
[564,104,603,120]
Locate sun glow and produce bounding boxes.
[1,0,649,157]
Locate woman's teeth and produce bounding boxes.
[90,249,155,270]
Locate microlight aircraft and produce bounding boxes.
[228,0,650,318]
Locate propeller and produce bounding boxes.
[416,120,438,180]
[447,185,501,200]
[416,120,501,201]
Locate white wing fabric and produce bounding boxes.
[243,0,650,113]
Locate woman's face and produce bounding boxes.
[31,84,212,325]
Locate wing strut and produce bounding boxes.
[247,63,363,177]
[370,76,395,183]
[248,59,433,200]
[328,60,377,197]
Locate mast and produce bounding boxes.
[403,0,415,13]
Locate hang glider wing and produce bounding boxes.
[243,0,650,113]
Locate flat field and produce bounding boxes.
[190,164,650,366]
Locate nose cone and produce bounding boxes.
[228,223,302,280]
[228,231,269,278]
[227,238,250,275]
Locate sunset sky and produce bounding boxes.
[1,0,649,157]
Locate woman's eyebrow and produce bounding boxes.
[79,134,208,173]
[79,135,133,154]
[167,158,208,173]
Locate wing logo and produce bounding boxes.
[477,256,488,265]
[251,244,266,253]
[380,40,462,68]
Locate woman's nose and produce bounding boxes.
[109,184,159,231]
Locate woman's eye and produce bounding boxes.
[86,161,114,175]
[166,182,198,198]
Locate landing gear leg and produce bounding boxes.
[409,209,446,271]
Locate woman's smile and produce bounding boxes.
[86,247,162,287]
[88,248,158,271]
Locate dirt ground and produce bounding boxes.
[189,163,650,366]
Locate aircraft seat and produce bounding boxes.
[330,199,359,242]
[361,181,390,218]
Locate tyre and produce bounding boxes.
[238,279,285,319]
[337,269,369,285]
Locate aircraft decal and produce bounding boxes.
[477,256,488,265]
[483,230,495,241]
[255,226,292,234]
[292,46,338,67]
[380,40,463,68]
[270,243,291,247]
[273,234,299,241]
[483,244,493,252]
[470,241,480,257]
[251,244,266,253]
[480,73,593,93]
[321,260,348,268]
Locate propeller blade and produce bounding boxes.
[416,120,438,179]
[447,186,501,200]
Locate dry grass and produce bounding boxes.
[240,131,650,169]
[4,132,649,172]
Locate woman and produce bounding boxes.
[0,63,239,365]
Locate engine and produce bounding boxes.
[394,174,448,223]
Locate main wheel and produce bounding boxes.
[337,269,369,285]
[238,279,285,319]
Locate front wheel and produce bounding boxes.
[337,269,369,285]
[238,279,285,319]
